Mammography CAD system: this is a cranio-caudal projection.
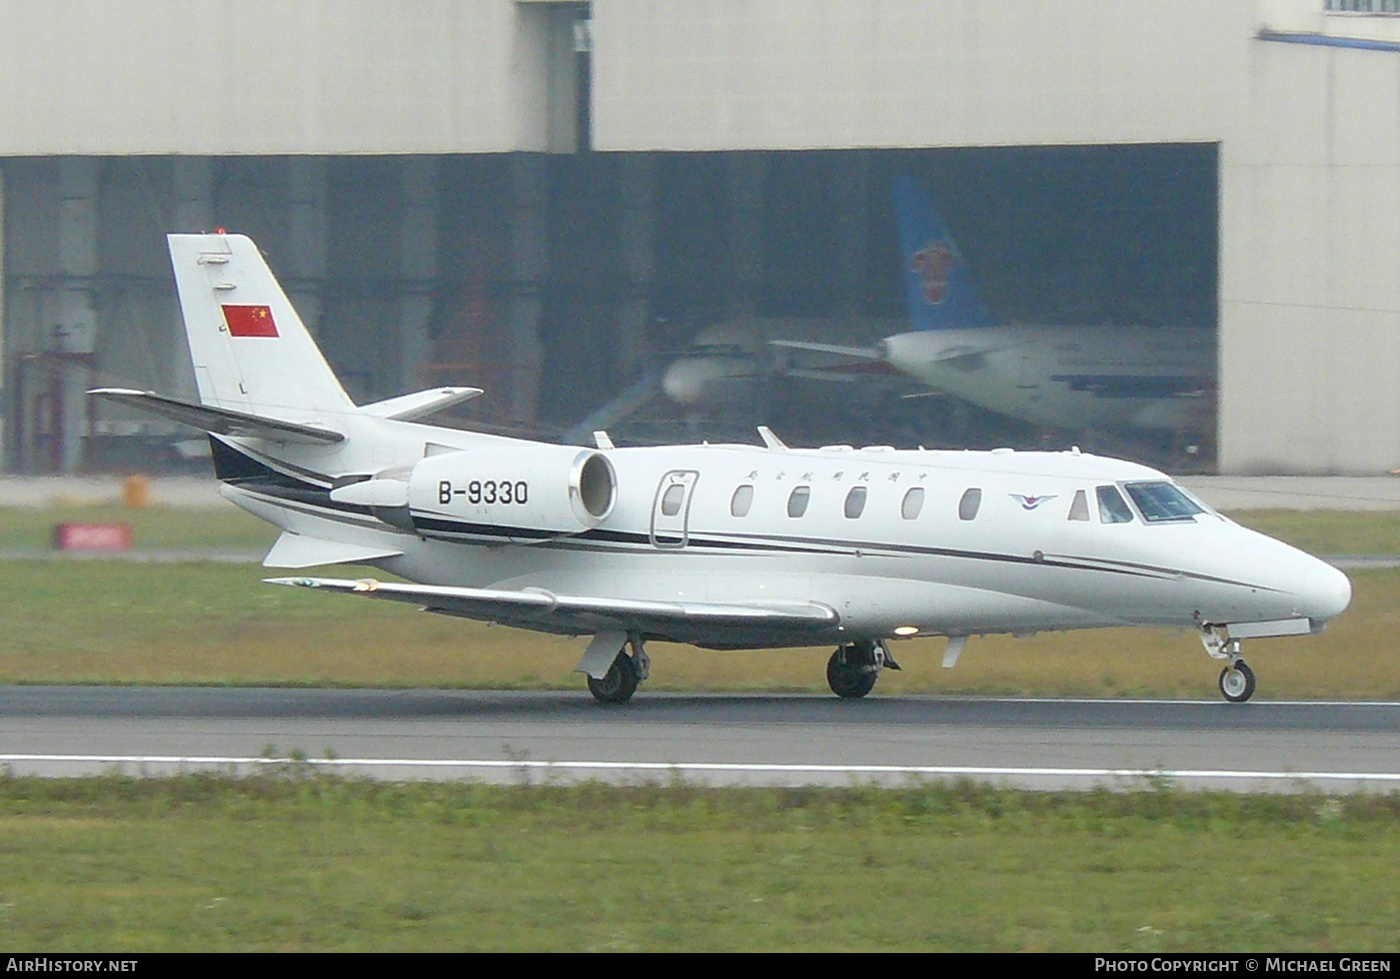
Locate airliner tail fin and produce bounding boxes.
[892,177,995,332]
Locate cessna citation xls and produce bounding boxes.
[93,234,1350,705]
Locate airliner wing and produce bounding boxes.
[769,339,882,359]
[90,388,344,444]
[266,576,838,641]
[768,339,904,381]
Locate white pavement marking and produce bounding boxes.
[4,754,1400,788]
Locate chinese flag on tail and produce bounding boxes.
[222,304,279,338]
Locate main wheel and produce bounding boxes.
[1218,660,1256,704]
[827,646,877,699]
[588,652,640,704]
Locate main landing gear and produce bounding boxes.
[1199,626,1256,704]
[826,639,901,699]
[583,632,651,705]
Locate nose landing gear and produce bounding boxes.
[1217,659,1256,704]
[1199,626,1255,704]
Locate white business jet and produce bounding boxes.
[92,234,1349,704]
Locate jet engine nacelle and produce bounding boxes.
[404,445,617,542]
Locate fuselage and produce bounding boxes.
[221,424,1348,650]
[880,325,1215,432]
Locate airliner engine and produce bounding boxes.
[330,446,617,541]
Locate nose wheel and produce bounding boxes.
[1218,659,1256,703]
[1199,626,1256,704]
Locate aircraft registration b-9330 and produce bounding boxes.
[93,234,1350,705]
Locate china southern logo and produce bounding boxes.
[1010,493,1057,511]
[910,240,958,304]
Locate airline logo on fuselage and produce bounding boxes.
[910,240,957,304]
[1010,493,1058,511]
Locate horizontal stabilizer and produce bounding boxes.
[266,576,839,635]
[263,533,404,569]
[359,387,483,422]
[90,389,343,444]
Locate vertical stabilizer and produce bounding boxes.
[892,177,995,332]
[168,233,355,420]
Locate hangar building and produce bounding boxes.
[0,0,1396,474]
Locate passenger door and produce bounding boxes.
[650,470,699,548]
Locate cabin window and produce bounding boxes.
[843,486,867,519]
[958,487,982,521]
[787,485,811,518]
[901,487,925,520]
[730,484,754,518]
[1096,485,1135,524]
[1067,489,1090,522]
[1124,481,1205,523]
[660,483,686,517]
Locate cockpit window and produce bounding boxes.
[1124,481,1205,523]
[1096,485,1135,524]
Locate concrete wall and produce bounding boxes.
[6,0,1400,472]
[0,0,535,154]
[592,0,1251,150]
[1220,27,1400,473]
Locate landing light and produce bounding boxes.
[894,626,919,637]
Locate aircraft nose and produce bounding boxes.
[1303,559,1352,624]
[662,360,709,404]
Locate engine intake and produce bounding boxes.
[405,445,617,542]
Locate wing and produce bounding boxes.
[768,339,882,359]
[266,576,839,647]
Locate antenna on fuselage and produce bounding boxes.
[756,426,788,451]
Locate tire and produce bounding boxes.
[827,647,878,699]
[1218,660,1256,704]
[588,652,640,704]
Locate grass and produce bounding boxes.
[1,558,1397,698]
[1228,509,1400,556]
[2,502,1400,556]
[2,507,1395,951]
[0,502,275,553]
[0,776,1396,951]
[0,503,1397,696]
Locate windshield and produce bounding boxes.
[1123,481,1205,523]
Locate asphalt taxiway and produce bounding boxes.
[2,687,1397,792]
